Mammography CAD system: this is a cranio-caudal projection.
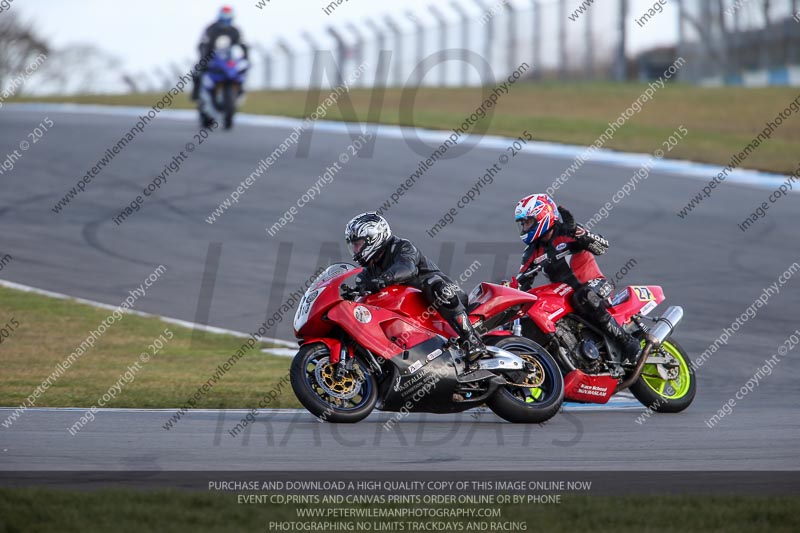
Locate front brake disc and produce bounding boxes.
[314,357,363,400]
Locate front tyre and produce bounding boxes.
[630,337,696,413]
[199,110,214,129]
[290,343,377,423]
[485,336,564,423]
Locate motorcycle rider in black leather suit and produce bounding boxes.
[345,212,488,371]
[191,6,249,101]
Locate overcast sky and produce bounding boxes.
[13,0,679,91]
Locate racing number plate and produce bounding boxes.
[632,286,655,302]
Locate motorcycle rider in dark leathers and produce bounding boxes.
[191,5,249,101]
[511,194,641,361]
[344,212,487,371]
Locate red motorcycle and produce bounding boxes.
[507,265,695,412]
[290,263,564,424]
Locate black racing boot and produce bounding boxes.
[461,331,489,369]
[191,71,201,102]
[598,314,640,363]
[449,311,488,372]
[191,82,200,102]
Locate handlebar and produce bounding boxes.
[517,265,542,284]
[340,285,369,301]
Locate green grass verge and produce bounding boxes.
[14,82,800,174]
[0,286,300,409]
[0,489,797,533]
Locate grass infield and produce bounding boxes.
[0,286,300,410]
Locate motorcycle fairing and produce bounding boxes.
[376,337,464,413]
[525,283,665,332]
[325,302,424,359]
[524,283,576,334]
[608,285,665,324]
[365,287,455,338]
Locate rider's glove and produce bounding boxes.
[559,206,577,234]
[518,271,537,292]
[575,226,609,256]
[356,277,385,294]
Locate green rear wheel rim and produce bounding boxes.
[640,340,692,400]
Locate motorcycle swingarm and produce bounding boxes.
[452,346,526,383]
[644,355,676,365]
[478,346,526,371]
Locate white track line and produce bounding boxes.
[6,102,797,192]
[0,278,295,349]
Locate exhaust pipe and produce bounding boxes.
[616,306,683,393]
[645,306,684,347]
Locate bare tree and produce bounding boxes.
[680,0,790,79]
[121,73,140,93]
[0,11,50,90]
[759,0,771,66]
[0,12,121,95]
[681,2,727,73]
[42,44,120,94]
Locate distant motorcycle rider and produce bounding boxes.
[511,194,641,361]
[191,6,249,101]
[344,212,487,371]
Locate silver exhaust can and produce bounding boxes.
[646,306,684,346]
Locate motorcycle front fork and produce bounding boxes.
[334,344,351,380]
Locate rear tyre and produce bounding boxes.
[484,336,564,423]
[630,337,696,413]
[290,343,377,423]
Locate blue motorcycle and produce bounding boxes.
[198,36,249,130]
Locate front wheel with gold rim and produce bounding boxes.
[290,343,377,423]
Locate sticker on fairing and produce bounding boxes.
[426,349,443,362]
[632,287,655,301]
[354,306,372,323]
[640,300,657,316]
[554,283,572,296]
[407,360,423,374]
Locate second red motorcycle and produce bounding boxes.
[506,265,696,412]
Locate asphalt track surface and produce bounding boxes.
[0,104,798,472]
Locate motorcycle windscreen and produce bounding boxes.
[293,263,360,336]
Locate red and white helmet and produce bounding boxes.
[514,193,560,245]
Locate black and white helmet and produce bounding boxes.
[344,212,392,266]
